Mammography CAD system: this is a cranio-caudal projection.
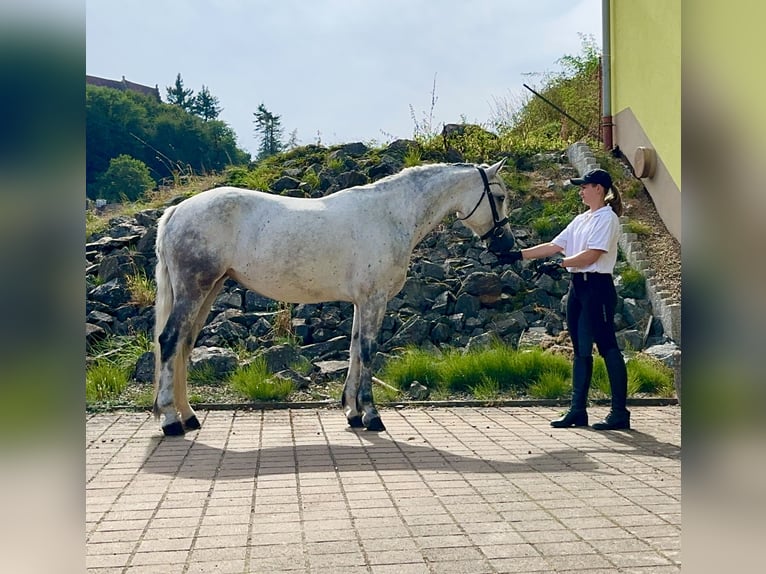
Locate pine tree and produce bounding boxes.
[192,85,221,121]
[253,103,284,160]
[165,73,195,113]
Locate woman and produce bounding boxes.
[500,168,630,430]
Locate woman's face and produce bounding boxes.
[579,183,604,208]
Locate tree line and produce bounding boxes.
[87,73,290,202]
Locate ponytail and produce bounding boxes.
[605,184,623,217]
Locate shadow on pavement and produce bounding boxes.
[140,430,601,480]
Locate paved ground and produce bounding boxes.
[86,405,681,573]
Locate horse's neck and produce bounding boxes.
[409,168,473,245]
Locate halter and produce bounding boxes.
[457,167,510,240]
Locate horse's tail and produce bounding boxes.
[153,205,176,420]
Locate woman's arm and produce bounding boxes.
[520,242,564,260]
[562,248,605,268]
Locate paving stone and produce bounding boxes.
[86,405,681,572]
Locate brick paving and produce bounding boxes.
[86,406,681,573]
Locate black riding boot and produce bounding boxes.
[551,356,592,428]
[593,348,631,430]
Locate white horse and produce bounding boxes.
[153,159,515,435]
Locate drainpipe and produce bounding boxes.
[601,0,614,150]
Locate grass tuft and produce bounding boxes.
[86,361,129,402]
[229,357,294,401]
[126,268,156,308]
[528,370,571,399]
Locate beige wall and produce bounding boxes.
[610,0,681,242]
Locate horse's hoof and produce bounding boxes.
[364,417,386,432]
[183,415,201,430]
[162,421,185,436]
[347,415,364,428]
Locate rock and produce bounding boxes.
[273,369,312,390]
[336,170,368,189]
[86,323,107,347]
[261,344,304,373]
[408,381,429,400]
[314,360,348,378]
[189,347,239,380]
[270,175,301,192]
[88,279,131,308]
[132,351,155,383]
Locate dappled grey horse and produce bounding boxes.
[153,159,515,435]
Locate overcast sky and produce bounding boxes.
[86,0,602,156]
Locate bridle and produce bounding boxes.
[457,166,509,240]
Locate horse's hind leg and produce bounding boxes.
[175,276,227,431]
[155,302,196,435]
[155,287,217,435]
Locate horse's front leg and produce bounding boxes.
[342,307,363,428]
[356,298,387,432]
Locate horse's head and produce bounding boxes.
[457,158,516,254]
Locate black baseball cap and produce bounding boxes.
[570,168,612,189]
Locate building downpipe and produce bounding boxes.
[601,0,614,150]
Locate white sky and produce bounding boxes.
[86,0,602,156]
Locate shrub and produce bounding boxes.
[619,267,646,299]
[97,154,155,202]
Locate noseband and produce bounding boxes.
[457,167,509,240]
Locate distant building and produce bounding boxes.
[86,75,161,102]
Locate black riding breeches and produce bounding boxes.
[566,273,620,358]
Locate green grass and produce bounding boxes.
[403,147,423,167]
[471,376,501,401]
[228,357,294,401]
[188,364,220,385]
[125,268,156,308]
[86,333,154,404]
[86,361,130,402]
[528,370,571,399]
[623,219,652,236]
[627,354,675,396]
[378,344,674,402]
[89,333,152,373]
[380,342,571,398]
[619,267,646,299]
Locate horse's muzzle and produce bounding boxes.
[486,227,515,254]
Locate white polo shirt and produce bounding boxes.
[552,206,620,274]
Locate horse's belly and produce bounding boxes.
[228,265,354,304]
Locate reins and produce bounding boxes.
[457,167,509,240]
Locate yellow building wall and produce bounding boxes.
[611,1,681,188]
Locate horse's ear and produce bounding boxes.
[485,157,507,178]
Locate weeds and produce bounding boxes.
[403,147,422,167]
[229,357,293,401]
[86,361,129,402]
[624,219,652,236]
[126,268,156,307]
